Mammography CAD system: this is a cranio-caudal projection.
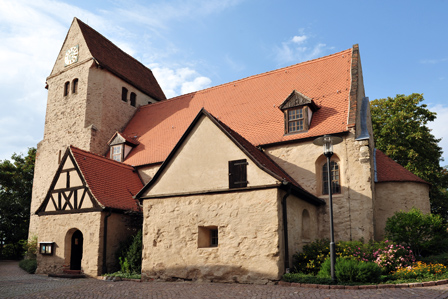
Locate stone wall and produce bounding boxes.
[141,189,282,284]
[265,131,375,242]
[35,212,102,276]
[374,182,430,240]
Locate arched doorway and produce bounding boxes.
[70,230,83,270]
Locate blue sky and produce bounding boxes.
[1,0,447,164]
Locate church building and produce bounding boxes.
[29,18,430,283]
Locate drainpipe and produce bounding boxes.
[102,209,112,274]
[282,182,292,273]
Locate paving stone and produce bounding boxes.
[2,261,448,299]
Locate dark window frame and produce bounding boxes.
[39,242,54,255]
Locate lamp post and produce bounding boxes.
[313,134,343,282]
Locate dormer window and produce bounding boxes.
[111,145,123,162]
[279,90,319,135]
[108,132,140,163]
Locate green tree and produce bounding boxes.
[370,94,448,217]
[0,148,36,259]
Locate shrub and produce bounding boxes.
[373,243,415,274]
[385,208,448,256]
[292,239,329,274]
[318,257,382,283]
[19,259,37,274]
[392,261,447,280]
[419,253,448,266]
[115,230,142,274]
[21,235,38,259]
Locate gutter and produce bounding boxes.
[102,209,112,274]
[282,182,292,273]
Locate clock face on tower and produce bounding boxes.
[64,45,79,66]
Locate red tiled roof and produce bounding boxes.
[76,18,166,101]
[375,149,428,184]
[70,146,143,211]
[122,47,354,166]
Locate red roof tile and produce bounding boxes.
[70,146,143,211]
[122,48,354,166]
[76,18,166,102]
[375,149,428,184]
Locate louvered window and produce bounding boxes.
[229,159,248,189]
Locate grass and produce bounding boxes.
[104,271,141,280]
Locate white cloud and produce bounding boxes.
[274,31,328,65]
[151,65,212,98]
[428,104,448,165]
[292,35,307,44]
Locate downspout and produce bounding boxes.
[282,182,292,273]
[102,209,112,274]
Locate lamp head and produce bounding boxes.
[313,134,343,157]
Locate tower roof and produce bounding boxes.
[75,18,166,101]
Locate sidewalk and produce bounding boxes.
[1,260,448,298]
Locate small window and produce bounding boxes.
[322,161,340,195]
[39,242,54,255]
[72,78,78,94]
[64,81,70,96]
[122,87,128,102]
[130,92,136,107]
[111,145,123,162]
[287,107,305,133]
[198,226,218,248]
[229,159,248,189]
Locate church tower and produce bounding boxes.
[29,18,166,236]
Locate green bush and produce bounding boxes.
[114,230,142,274]
[385,208,448,256]
[292,239,329,274]
[19,259,37,274]
[318,257,382,283]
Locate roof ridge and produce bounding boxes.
[138,47,352,110]
[69,145,135,170]
[75,18,156,79]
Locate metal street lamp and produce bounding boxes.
[313,134,343,281]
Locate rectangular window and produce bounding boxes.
[198,226,218,248]
[39,242,54,255]
[287,108,305,133]
[229,159,248,189]
[111,145,122,162]
[322,161,341,195]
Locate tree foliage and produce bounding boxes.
[0,148,36,259]
[370,94,448,217]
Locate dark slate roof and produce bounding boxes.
[76,18,166,101]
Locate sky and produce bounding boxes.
[1,0,448,165]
